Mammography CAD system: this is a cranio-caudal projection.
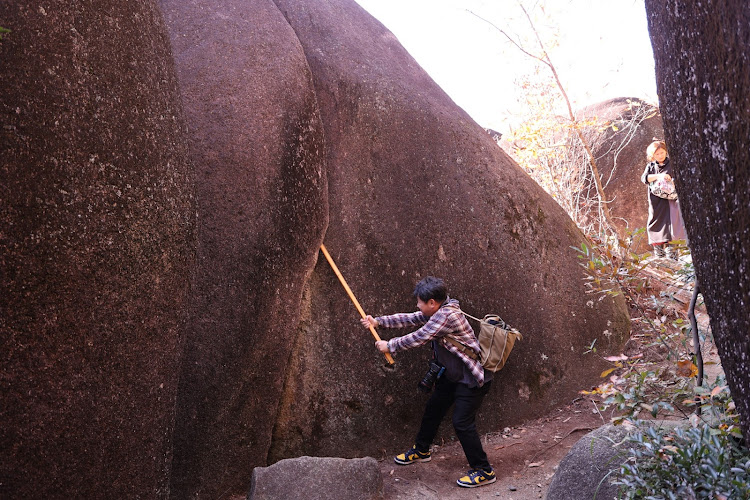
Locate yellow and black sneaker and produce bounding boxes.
[394,445,431,465]
[456,468,496,488]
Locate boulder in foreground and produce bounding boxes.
[249,456,383,500]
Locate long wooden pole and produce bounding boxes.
[320,244,395,365]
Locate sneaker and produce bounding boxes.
[653,244,666,258]
[456,468,496,488]
[394,446,431,465]
[665,244,679,261]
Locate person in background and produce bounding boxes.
[361,276,496,488]
[641,140,687,259]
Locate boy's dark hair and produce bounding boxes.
[413,276,448,303]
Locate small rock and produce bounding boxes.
[509,486,517,491]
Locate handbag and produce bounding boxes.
[649,177,678,200]
[445,312,522,372]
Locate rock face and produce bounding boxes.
[545,424,630,500]
[248,456,383,500]
[2,0,634,497]
[0,1,194,499]
[578,98,664,254]
[546,421,686,500]
[159,0,329,497]
[265,0,630,465]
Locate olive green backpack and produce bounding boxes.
[445,311,523,372]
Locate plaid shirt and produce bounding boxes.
[376,298,485,387]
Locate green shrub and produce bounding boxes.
[573,236,750,498]
[614,424,750,499]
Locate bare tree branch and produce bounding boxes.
[486,3,618,236]
[466,10,551,68]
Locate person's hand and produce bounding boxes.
[663,173,672,181]
[360,315,378,329]
[375,340,390,353]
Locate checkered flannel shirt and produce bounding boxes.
[376,298,485,387]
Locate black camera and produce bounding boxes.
[418,361,445,393]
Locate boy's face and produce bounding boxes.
[417,298,441,317]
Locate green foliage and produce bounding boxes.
[574,234,750,497]
[571,229,652,301]
[607,369,675,424]
[0,27,10,40]
[581,356,687,425]
[575,233,715,421]
[584,338,597,354]
[687,375,744,440]
[614,424,750,499]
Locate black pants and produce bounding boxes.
[414,377,492,471]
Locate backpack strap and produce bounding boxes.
[443,308,480,360]
[443,336,479,361]
[458,310,482,323]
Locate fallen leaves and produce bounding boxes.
[677,359,698,378]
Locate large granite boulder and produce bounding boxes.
[577,98,665,254]
[546,424,630,500]
[248,456,383,500]
[159,0,329,497]
[0,1,194,498]
[547,421,685,500]
[267,0,629,464]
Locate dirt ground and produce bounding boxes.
[377,254,720,500]
[379,396,605,499]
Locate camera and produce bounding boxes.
[418,361,445,393]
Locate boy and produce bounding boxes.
[361,276,496,488]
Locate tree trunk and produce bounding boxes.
[645,0,750,439]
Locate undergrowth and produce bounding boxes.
[574,233,750,499]
[615,424,750,500]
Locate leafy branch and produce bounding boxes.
[572,237,680,358]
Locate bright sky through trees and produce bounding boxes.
[354,0,658,133]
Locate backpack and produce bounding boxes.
[445,312,522,372]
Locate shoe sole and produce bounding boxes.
[456,476,497,488]
[394,456,431,465]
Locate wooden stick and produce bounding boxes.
[320,244,395,365]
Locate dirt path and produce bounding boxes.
[379,397,604,499]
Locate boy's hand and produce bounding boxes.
[375,340,391,353]
[360,315,378,328]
